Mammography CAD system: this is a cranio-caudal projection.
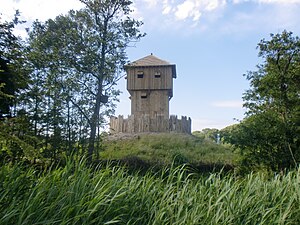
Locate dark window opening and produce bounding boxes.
[137,71,144,78]
[155,72,161,78]
[141,92,147,99]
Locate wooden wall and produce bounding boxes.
[110,115,192,134]
[127,66,173,96]
[131,90,169,119]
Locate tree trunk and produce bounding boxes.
[86,18,108,165]
[67,98,71,154]
[87,82,103,165]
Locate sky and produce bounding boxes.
[1,0,300,131]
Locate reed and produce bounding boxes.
[1,160,299,225]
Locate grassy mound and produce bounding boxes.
[99,133,237,172]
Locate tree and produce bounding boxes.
[26,0,145,164]
[76,0,145,164]
[224,31,300,171]
[0,12,40,163]
[0,11,28,118]
[193,128,220,143]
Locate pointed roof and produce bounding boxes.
[126,54,177,78]
[128,54,171,67]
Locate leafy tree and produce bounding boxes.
[0,12,38,164]
[26,0,145,163]
[193,128,220,143]
[0,111,40,164]
[77,0,145,164]
[25,19,90,160]
[0,11,28,118]
[224,31,300,171]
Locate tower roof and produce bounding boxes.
[128,54,171,66]
[126,54,177,78]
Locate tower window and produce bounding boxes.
[141,92,147,99]
[155,71,161,78]
[137,71,144,78]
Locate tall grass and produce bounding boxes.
[1,160,299,224]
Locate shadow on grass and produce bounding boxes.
[93,155,235,177]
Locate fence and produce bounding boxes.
[110,114,191,134]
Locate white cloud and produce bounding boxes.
[175,0,196,20]
[174,0,225,21]
[162,0,172,15]
[0,0,84,38]
[211,100,243,108]
[129,2,144,21]
[1,0,84,22]
[162,6,172,15]
[159,0,300,24]
[205,0,226,11]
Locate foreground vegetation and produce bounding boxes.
[1,160,299,225]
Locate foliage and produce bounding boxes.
[0,159,299,224]
[193,128,220,143]
[77,0,145,162]
[0,11,28,117]
[223,31,300,171]
[0,113,41,165]
[25,0,145,163]
[0,12,40,164]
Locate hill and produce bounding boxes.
[98,133,237,173]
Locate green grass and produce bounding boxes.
[1,159,299,225]
[100,133,237,170]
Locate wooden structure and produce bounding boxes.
[110,115,192,134]
[126,54,176,119]
[110,54,191,134]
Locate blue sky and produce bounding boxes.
[2,0,300,131]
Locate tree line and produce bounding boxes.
[222,31,300,171]
[0,0,144,165]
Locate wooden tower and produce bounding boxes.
[125,54,176,121]
[110,54,191,134]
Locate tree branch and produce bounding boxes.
[69,98,91,126]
